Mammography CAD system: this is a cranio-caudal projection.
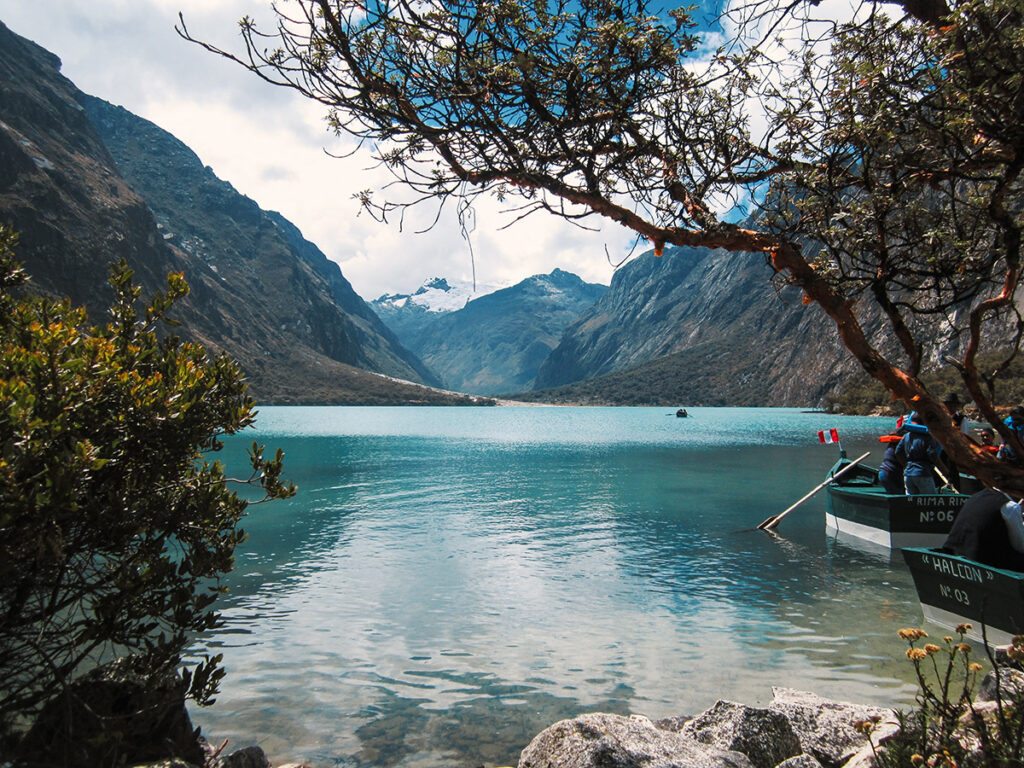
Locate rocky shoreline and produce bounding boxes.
[515,688,896,768]
[198,668,1024,768]
[32,658,1019,768]
[183,688,895,768]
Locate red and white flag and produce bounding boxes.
[818,428,840,444]
[895,414,907,429]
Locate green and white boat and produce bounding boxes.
[903,546,1024,645]
[824,455,969,549]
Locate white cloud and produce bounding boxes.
[0,0,632,300]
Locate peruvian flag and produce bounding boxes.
[896,414,907,429]
[818,428,840,444]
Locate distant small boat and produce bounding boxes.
[675,409,688,418]
[902,546,1024,645]
[824,455,968,549]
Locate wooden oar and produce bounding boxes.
[757,451,871,531]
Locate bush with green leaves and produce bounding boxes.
[865,626,1024,767]
[0,225,295,752]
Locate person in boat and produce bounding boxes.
[941,489,1024,571]
[878,430,907,495]
[997,406,1024,466]
[977,427,999,454]
[676,408,688,418]
[895,412,952,495]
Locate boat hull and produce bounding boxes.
[826,485,967,548]
[903,547,1024,646]
[823,456,968,549]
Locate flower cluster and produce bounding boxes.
[880,620,1024,767]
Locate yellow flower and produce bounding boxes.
[924,644,942,655]
[911,755,925,766]
[958,643,971,654]
[908,648,928,660]
[853,720,874,734]
[899,628,929,641]
[969,663,983,672]
[943,636,953,644]
[955,623,973,634]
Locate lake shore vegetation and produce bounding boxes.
[867,627,1024,768]
[826,352,1024,417]
[0,224,295,764]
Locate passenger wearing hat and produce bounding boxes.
[998,406,1024,466]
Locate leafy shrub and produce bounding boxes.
[0,225,295,756]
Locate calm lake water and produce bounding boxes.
[189,406,930,768]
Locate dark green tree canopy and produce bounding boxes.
[181,0,1024,492]
[0,225,295,758]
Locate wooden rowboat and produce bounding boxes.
[824,455,969,549]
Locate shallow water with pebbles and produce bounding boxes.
[189,406,931,768]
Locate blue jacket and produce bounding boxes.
[879,444,904,475]
[999,416,1024,463]
[895,431,942,477]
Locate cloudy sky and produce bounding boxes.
[0,0,680,300]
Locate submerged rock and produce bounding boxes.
[220,745,272,768]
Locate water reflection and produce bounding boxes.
[190,408,924,767]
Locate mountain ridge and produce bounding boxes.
[0,20,491,405]
[78,93,439,388]
[532,244,858,406]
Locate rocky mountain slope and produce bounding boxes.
[378,269,607,395]
[531,245,859,406]
[0,21,482,405]
[78,93,439,387]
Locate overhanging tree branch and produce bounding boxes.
[180,0,1024,492]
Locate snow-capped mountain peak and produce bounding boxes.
[374,277,503,314]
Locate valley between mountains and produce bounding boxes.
[1,20,863,407]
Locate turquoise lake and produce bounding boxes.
[190,406,931,767]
